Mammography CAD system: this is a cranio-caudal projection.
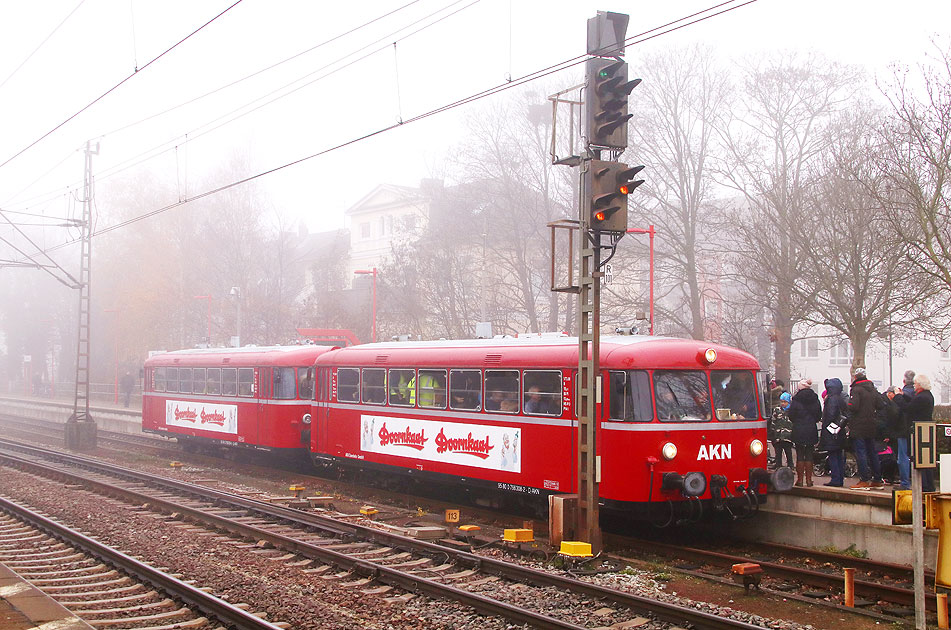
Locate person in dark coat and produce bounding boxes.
[878,388,901,483]
[788,378,821,486]
[896,373,937,492]
[120,372,135,408]
[893,370,916,490]
[848,367,885,490]
[819,377,849,487]
[769,392,794,469]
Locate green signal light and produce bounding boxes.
[598,70,609,78]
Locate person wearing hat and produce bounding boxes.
[847,366,886,490]
[788,378,821,486]
[768,392,794,469]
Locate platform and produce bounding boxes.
[0,562,93,630]
[0,394,141,435]
[729,476,938,569]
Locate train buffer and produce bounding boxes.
[731,562,763,591]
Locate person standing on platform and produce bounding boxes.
[820,377,850,487]
[897,373,937,492]
[769,392,794,469]
[848,367,885,490]
[789,378,821,487]
[879,387,901,483]
[120,372,135,408]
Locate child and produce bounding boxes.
[769,392,794,469]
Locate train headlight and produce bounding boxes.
[703,348,717,364]
[750,439,764,456]
[662,442,678,461]
[302,413,312,425]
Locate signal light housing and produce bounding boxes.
[585,160,644,233]
[585,57,640,149]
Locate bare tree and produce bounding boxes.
[794,108,944,371]
[620,45,732,340]
[877,43,951,327]
[719,52,863,383]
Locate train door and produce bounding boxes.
[256,367,267,444]
[313,366,333,454]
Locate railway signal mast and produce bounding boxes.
[575,11,643,553]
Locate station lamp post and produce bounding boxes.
[229,287,242,347]
[103,308,120,404]
[193,295,212,346]
[39,318,56,397]
[353,268,378,343]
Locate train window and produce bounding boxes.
[206,368,221,395]
[756,371,769,419]
[192,368,206,395]
[154,367,166,392]
[485,370,519,414]
[523,371,562,416]
[273,367,296,399]
[450,370,481,411]
[222,368,238,396]
[362,368,387,405]
[337,368,360,402]
[237,368,254,397]
[166,368,179,393]
[388,369,415,406]
[178,368,192,394]
[653,371,712,422]
[711,370,758,420]
[299,368,315,401]
[417,369,447,409]
[609,371,653,422]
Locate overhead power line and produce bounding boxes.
[0,0,246,172]
[13,0,758,263]
[0,0,452,212]
[0,0,88,92]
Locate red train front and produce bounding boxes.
[143,345,333,455]
[309,335,793,523]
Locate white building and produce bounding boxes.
[790,329,951,402]
[344,181,436,279]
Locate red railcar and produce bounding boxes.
[143,346,332,454]
[310,335,792,522]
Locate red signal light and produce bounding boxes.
[619,185,630,195]
[594,210,607,221]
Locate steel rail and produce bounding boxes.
[0,448,584,630]
[0,437,764,630]
[618,537,933,610]
[0,494,286,630]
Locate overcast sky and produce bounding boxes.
[1,0,949,245]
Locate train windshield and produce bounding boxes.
[609,370,653,422]
[653,371,712,422]
[710,370,758,420]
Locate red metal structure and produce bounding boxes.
[309,335,793,523]
[142,345,333,454]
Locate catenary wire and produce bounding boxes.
[16,0,758,260]
[0,0,88,92]
[0,0,464,212]
[0,0,246,172]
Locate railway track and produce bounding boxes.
[0,404,924,627]
[0,493,287,630]
[0,436,773,630]
[608,535,925,621]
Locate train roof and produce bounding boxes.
[145,344,335,367]
[315,335,760,370]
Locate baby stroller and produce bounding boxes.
[813,448,858,479]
